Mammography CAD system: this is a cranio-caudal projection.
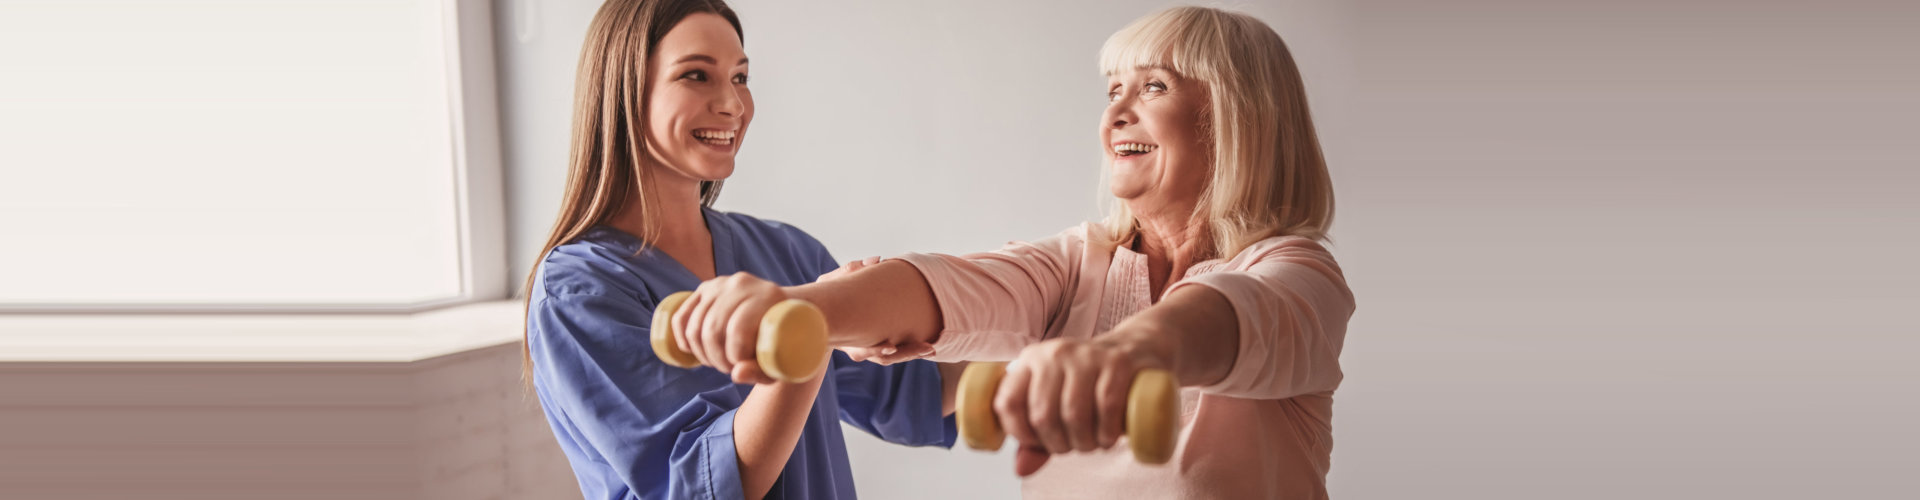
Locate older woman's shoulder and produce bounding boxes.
[1227,235,1342,268]
[1042,222,1123,249]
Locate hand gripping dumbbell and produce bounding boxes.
[648,291,830,383]
[954,361,1180,464]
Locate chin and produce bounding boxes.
[687,161,735,181]
[1108,178,1149,200]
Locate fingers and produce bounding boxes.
[995,361,1041,462]
[669,273,784,381]
[844,256,881,273]
[1095,357,1133,448]
[672,283,710,365]
[838,344,888,362]
[725,293,778,383]
[1026,359,1072,455]
[819,256,883,282]
[997,340,1134,462]
[838,340,934,366]
[1061,364,1100,452]
[698,278,745,374]
[870,340,935,365]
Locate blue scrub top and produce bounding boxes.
[527,207,956,500]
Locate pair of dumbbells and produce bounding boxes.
[649,293,1178,464]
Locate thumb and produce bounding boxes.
[731,361,774,385]
[1014,446,1052,477]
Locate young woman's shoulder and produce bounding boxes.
[533,227,655,300]
[709,210,835,276]
[712,210,826,249]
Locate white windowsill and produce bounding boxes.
[0,300,525,363]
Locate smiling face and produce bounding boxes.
[642,12,752,186]
[1102,67,1212,220]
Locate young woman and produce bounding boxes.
[520,1,958,499]
[671,7,1354,499]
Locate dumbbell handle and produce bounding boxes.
[955,362,1179,465]
[649,291,831,383]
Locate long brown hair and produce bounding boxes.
[522,0,742,384]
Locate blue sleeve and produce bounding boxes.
[529,292,745,500]
[792,227,842,282]
[830,352,960,448]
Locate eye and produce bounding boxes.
[732,72,749,84]
[1106,85,1122,102]
[1145,81,1168,94]
[679,70,708,82]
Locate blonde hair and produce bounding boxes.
[522,0,741,384]
[1098,6,1334,257]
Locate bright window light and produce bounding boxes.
[0,0,500,310]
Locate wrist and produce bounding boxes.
[782,284,856,346]
[1104,317,1182,376]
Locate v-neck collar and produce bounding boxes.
[591,205,738,285]
[1112,240,1229,305]
[702,205,739,277]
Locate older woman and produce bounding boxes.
[669,6,1353,499]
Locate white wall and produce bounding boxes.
[491,0,1917,499]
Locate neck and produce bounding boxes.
[608,171,718,278]
[1132,208,1211,301]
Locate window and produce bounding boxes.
[0,0,504,312]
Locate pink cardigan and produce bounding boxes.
[895,223,1355,499]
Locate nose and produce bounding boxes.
[1103,99,1135,130]
[713,84,745,117]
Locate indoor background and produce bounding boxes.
[1,0,1913,499]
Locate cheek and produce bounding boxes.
[647,87,695,135]
[1147,115,1210,194]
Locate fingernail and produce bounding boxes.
[882,346,897,356]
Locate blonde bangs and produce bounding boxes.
[1098,7,1225,83]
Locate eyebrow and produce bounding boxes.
[672,54,750,66]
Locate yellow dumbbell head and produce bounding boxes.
[1126,368,1178,465]
[649,292,701,368]
[956,362,1009,451]
[757,299,829,383]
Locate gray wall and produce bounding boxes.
[492,0,1917,498]
[1335,2,1918,498]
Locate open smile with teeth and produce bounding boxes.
[693,129,736,146]
[1114,143,1158,157]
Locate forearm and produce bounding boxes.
[1106,285,1239,387]
[786,260,943,349]
[733,373,826,499]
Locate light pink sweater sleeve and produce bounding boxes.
[1164,236,1356,400]
[889,226,1090,362]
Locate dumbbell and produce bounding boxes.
[955,361,1180,464]
[649,291,830,383]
